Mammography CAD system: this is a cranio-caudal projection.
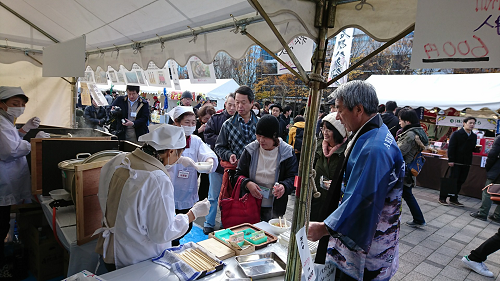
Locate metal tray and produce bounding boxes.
[235,252,286,280]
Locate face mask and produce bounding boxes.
[164,153,181,170]
[252,109,260,115]
[182,125,196,136]
[5,105,25,118]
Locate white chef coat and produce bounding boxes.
[168,135,218,210]
[0,114,31,206]
[95,149,190,268]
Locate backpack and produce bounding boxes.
[294,126,304,153]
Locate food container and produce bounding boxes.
[235,252,286,280]
[267,219,291,235]
[195,162,212,173]
[239,228,267,245]
[214,229,245,247]
[57,153,90,194]
[49,189,71,201]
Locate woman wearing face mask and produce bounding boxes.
[252,102,261,118]
[167,106,218,246]
[0,86,48,267]
[94,124,211,271]
[194,104,216,200]
[234,115,298,222]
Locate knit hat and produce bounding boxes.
[256,115,280,139]
[322,112,347,138]
[181,91,193,100]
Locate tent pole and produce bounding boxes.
[242,31,307,83]
[326,23,415,87]
[285,1,332,280]
[0,1,59,43]
[248,0,309,84]
[70,77,77,128]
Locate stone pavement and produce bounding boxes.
[199,185,500,280]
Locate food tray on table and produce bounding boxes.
[228,223,278,249]
[235,252,286,280]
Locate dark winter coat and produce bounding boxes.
[447,128,477,165]
[83,106,107,128]
[381,112,400,138]
[205,110,233,174]
[111,96,150,140]
[485,136,500,181]
[234,139,298,218]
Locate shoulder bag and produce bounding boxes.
[219,175,262,228]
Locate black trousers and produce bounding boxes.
[440,164,470,201]
[198,173,210,201]
[0,205,11,264]
[172,208,193,246]
[469,228,500,263]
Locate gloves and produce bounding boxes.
[35,131,50,138]
[22,117,41,132]
[190,198,210,219]
[177,156,196,168]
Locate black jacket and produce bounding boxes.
[381,112,400,138]
[485,136,500,181]
[234,139,298,218]
[83,106,107,128]
[447,128,477,165]
[280,114,291,139]
[205,110,232,174]
[111,96,150,140]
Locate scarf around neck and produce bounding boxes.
[322,138,346,158]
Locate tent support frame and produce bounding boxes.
[248,0,310,84]
[285,1,334,280]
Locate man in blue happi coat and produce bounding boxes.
[308,80,405,281]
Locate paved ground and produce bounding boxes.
[196,185,500,280]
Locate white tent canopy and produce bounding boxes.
[0,0,417,70]
[366,73,500,111]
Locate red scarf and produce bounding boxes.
[322,138,346,158]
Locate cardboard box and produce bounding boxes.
[16,205,48,244]
[25,225,64,281]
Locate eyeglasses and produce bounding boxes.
[321,127,332,134]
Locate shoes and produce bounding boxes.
[438,199,449,206]
[449,200,464,207]
[405,221,426,227]
[488,215,500,223]
[203,227,215,235]
[470,212,487,221]
[462,256,494,277]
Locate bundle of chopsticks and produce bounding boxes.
[175,248,219,272]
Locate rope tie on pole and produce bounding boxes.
[355,0,375,11]
[156,34,165,52]
[230,14,240,34]
[187,26,197,43]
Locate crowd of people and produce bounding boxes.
[3,80,500,280]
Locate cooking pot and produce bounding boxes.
[57,153,90,196]
[58,150,122,203]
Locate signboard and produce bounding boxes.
[436,116,497,130]
[497,120,500,135]
[277,36,314,75]
[94,67,108,85]
[328,28,354,87]
[411,0,500,69]
[295,227,316,281]
[145,69,172,87]
[186,56,216,84]
[80,82,108,106]
[168,61,181,90]
[43,36,85,77]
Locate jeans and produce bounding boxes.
[478,179,500,219]
[469,227,500,262]
[403,184,425,224]
[204,172,223,228]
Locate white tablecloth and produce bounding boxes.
[102,222,290,281]
[38,195,108,277]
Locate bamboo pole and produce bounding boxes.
[285,1,332,280]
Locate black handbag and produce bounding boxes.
[440,166,457,198]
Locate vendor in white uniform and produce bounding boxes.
[95,124,210,272]
[167,106,218,246]
[0,86,48,266]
